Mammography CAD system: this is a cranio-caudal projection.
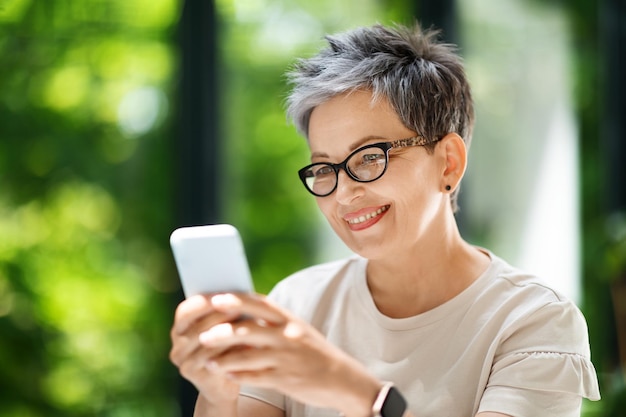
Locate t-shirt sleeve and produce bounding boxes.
[478,299,601,417]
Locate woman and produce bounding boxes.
[170,23,600,417]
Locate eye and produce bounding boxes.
[355,153,386,168]
[313,165,334,176]
[361,153,385,163]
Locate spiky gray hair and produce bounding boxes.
[285,22,474,212]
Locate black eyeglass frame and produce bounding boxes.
[298,136,432,197]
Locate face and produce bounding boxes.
[307,90,450,260]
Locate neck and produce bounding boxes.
[365,212,489,318]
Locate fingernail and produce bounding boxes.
[205,361,219,371]
[199,323,233,345]
[198,331,212,345]
[211,293,240,309]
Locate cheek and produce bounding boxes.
[388,155,440,192]
[379,161,442,218]
[378,162,426,196]
[315,198,348,237]
[315,198,335,221]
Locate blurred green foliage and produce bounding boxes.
[0,0,178,415]
[0,0,622,415]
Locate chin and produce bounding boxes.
[340,234,390,260]
[327,219,385,257]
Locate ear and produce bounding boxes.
[439,132,467,192]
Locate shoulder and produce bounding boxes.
[478,252,591,355]
[480,252,578,314]
[485,253,565,302]
[476,252,601,404]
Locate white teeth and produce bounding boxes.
[348,206,388,225]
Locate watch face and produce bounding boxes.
[381,386,407,417]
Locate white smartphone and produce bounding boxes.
[169,224,254,297]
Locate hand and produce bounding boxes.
[169,294,244,406]
[198,293,381,417]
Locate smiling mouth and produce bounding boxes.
[346,205,390,225]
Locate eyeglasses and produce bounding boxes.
[298,136,432,197]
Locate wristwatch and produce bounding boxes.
[372,382,407,417]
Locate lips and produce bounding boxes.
[344,205,390,230]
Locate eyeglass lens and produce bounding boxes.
[303,146,387,196]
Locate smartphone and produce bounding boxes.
[169,224,254,297]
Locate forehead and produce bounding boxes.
[308,90,409,152]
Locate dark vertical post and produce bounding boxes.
[175,0,220,414]
[601,0,626,374]
[414,0,458,43]
[602,0,626,214]
[177,0,221,228]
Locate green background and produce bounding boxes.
[0,0,623,415]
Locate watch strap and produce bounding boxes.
[372,382,407,417]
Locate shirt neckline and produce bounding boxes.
[352,249,501,330]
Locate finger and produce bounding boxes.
[177,345,211,377]
[172,295,216,335]
[198,318,294,349]
[171,311,243,366]
[210,293,289,325]
[170,332,200,366]
[186,308,242,336]
[171,332,233,372]
[178,345,231,381]
[210,346,280,375]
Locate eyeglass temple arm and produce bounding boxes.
[390,136,430,149]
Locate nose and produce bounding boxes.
[333,169,363,204]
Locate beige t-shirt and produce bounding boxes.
[240,252,600,417]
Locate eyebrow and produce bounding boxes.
[310,135,387,160]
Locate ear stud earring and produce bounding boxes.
[445,185,451,191]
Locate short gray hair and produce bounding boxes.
[286,22,474,212]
